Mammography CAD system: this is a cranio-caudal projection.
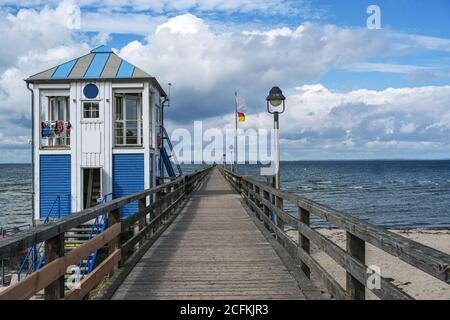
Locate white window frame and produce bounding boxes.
[114,93,143,147]
[40,96,70,148]
[47,96,69,122]
[82,101,100,119]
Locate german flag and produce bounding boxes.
[237,112,246,122]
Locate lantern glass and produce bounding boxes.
[269,99,283,107]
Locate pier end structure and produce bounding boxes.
[26,45,166,222]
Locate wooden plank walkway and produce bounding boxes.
[112,168,307,300]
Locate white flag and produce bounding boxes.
[235,96,247,111]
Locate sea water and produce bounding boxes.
[1,161,449,230]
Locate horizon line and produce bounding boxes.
[2,158,450,165]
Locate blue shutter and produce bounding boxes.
[113,154,144,217]
[40,155,71,219]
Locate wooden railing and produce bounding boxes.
[220,167,450,300]
[0,166,212,300]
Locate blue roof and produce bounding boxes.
[51,59,77,79]
[84,53,110,79]
[116,60,135,78]
[27,45,151,81]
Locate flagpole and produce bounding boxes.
[234,91,238,173]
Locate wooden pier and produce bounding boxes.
[109,169,309,300]
[0,166,449,300]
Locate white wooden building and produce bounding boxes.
[26,45,167,221]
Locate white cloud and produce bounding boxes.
[267,84,450,157]
[400,122,417,134]
[0,1,91,162]
[5,0,317,17]
[0,1,81,72]
[118,15,389,123]
[156,13,208,35]
[169,83,450,159]
[1,7,450,161]
[390,33,450,53]
[80,12,166,35]
[342,62,437,74]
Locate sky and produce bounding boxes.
[0,0,449,162]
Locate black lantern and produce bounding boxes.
[266,86,286,114]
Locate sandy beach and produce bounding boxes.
[287,229,450,300]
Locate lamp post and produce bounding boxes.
[266,86,286,190]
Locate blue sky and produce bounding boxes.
[0,0,449,162]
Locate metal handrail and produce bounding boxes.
[17,193,70,281]
[79,193,113,275]
[162,127,182,176]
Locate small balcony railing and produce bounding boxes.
[40,120,72,148]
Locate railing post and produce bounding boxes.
[183,176,189,198]
[254,185,261,220]
[262,190,271,231]
[108,208,120,270]
[138,198,147,246]
[170,185,176,215]
[346,232,366,300]
[154,190,162,232]
[275,196,284,246]
[275,196,284,229]
[44,233,65,300]
[162,187,169,222]
[298,207,311,278]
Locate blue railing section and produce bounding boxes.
[161,127,183,177]
[17,193,113,281]
[18,194,70,281]
[79,193,112,275]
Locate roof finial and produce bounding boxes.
[91,45,113,53]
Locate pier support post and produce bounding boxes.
[298,208,311,279]
[44,233,65,300]
[108,208,120,270]
[346,232,366,300]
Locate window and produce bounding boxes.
[41,96,70,148]
[48,97,69,122]
[114,93,143,146]
[83,102,99,118]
